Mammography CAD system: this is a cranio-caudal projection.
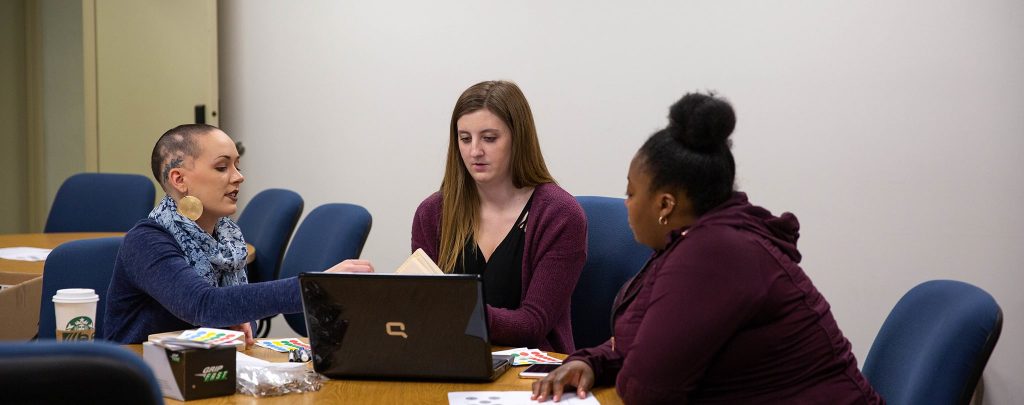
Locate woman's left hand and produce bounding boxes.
[228,322,255,347]
[532,360,595,402]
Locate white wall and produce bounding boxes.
[220,1,1024,402]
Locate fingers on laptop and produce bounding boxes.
[325,259,375,273]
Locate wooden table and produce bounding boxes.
[123,344,623,405]
[0,233,255,275]
[0,233,123,274]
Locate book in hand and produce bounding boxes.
[394,248,444,275]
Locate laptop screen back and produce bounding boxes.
[299,273,496,380]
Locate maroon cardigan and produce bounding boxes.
[567,193,883,404]
[411,183,587,353]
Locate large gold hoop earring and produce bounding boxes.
[179,195,203,221]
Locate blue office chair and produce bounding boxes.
[237,189,304,284]
[0,341,162,404]
[279,203,372,336]
[862,280,1003,405]
[571,196,651,349]
[236,188,304,338]
[38,237,123,339]
[45,172,156,233]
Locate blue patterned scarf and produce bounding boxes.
[149,196,249,287]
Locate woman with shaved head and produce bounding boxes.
[103,124,371,344]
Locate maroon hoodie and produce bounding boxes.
[567,192,883,404]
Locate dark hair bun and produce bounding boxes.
[666,92,736,152]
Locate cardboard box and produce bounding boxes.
[143,341,237,401]
[0,272,43,340]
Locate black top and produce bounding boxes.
[454,194,534,310]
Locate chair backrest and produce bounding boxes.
[236,188,304,283]
[862,280,1003,405]
[279,203,372,336]
[45,173,156,233]
[38,237,123,339]
[571,196,651,349]
[0,341,162,404]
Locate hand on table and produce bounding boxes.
[228,322,255,348]
[326,259,375,273]
[531,360,595,402]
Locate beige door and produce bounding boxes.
[94,0,218,183]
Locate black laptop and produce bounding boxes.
[298,272,511,381]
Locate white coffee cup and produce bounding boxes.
[53,288,99,339]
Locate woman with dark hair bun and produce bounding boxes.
[533,93,883,404]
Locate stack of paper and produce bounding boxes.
[0,247,51,261]
[148,328,246,351]
[176,327,245,344]
[395,248,444,275]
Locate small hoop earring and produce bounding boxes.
[179,195,203,221]
[658,216,668,225]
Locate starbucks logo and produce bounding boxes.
[66,316,94,331]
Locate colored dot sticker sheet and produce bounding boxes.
[255,338,312,353]
[176,327,245,345]
[509,349,562,366]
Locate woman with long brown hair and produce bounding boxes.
[411,80,587,354]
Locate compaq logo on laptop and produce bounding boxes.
[386,322,408,338]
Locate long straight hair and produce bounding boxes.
[437,80,554,273]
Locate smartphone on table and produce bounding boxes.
[518,363,561,379]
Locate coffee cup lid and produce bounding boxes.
[52,288,99,303]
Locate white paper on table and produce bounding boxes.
[449,391,599,405]
[0,247,51,261]
[236,351,305,370]
[491,347,528,356]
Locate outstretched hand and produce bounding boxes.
[531,360,595,402]
[228,322,254,347]
[326,259,375,273]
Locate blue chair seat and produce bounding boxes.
[278,203,372,337]
[38,237,123,339]
[237,189,304,284]
[571,196,651,349]
[863,280,1002,405]
[0,341,162,404]
[237,189,304,338]
[46,173,155,233]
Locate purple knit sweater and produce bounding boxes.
[411,183,587,353]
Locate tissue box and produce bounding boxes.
[0,272,43,340]
[143,341,237,401]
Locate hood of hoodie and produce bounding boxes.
[688,192,803,263]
